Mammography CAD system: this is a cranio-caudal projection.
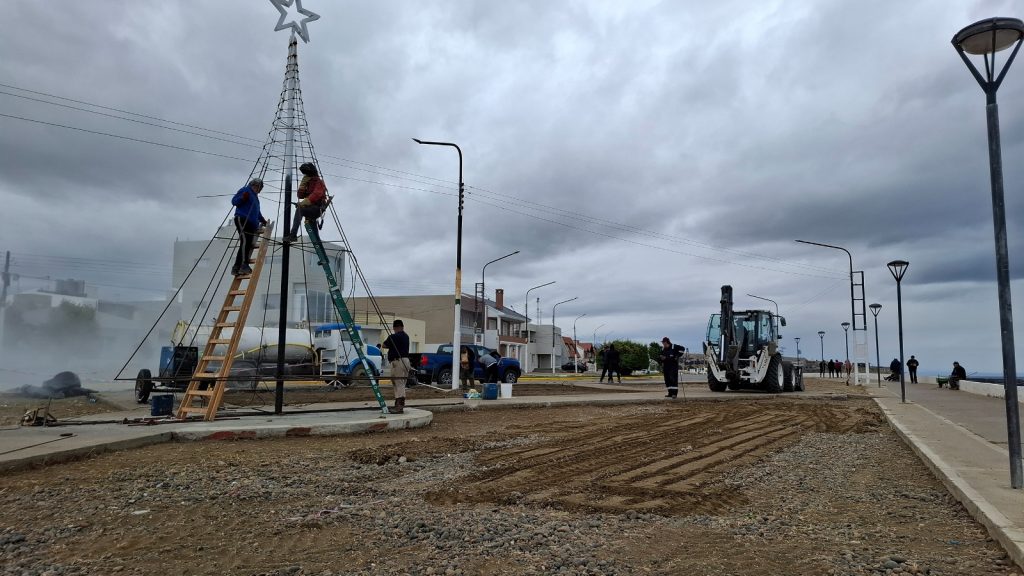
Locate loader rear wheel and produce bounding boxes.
[708,370,728,392]
[764,354,783,394]
[135,369,153,404]
[783,362,794,392]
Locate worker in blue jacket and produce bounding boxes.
[231,177,268,276]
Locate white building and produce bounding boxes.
[523,322,566,372]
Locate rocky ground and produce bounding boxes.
[0,386,1018,576]
[0,394,121,427]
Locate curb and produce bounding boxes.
[872,398,1024,571]
[0,432,173,474]
[170,409,432,441]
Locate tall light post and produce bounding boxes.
[869,303,882,388]
[796,239,868,384]
[841,321,851,385]
[592,323,606,359]
[414,138,464,390]
[887,261,909,405]
[747,293,780,336]
[818,330,825,364]
[952,16,1023,489]
[480,250,520,347]
[524,281,555,374]
[573,313,587,374]
[551,297,577,374]
[794,337,801,363]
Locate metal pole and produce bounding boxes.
[818,331,825,364]
[413,139,464,390]
[986,93,1023,488]
[524,281,555,374]
[870,304,882,388]
[895,280,906,404]
[952,19,1024,489]
[481,251,519,349]
[573,313,586,374]
[551,297,577,374]
[275,34,299,414]
[794,337,800,363]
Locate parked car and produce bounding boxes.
[561,361,588,372]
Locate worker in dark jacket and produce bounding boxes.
[657,337,686,398]
[231,177,268,276]
[946,361,967,390]
[605,344,622,383]
[380,319,411,414]
[284,162,329,243]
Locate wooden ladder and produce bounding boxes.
[176,224,274,421]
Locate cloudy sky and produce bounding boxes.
[1,0,1022,376]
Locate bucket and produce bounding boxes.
[481,383,499,400]
[500,383,513,398]
[150,394,174,417]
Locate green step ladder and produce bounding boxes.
[304,221,389,416]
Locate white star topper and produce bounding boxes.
[270,0,320,43]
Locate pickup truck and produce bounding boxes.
[409,344,521,387]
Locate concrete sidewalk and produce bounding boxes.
[870,382,1024,570]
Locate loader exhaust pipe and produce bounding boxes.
[720,285,733,364]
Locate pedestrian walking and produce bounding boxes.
[907,355,919,384]
[230,177,269,276]
[819,360,825,377]
[657,337,686,399]
[381,319,411,414]
[827,359,836,378]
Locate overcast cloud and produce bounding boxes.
[1,0,1022,376]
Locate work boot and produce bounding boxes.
[388,397,405,414]
[231,265,239,276]
[238,265,253,276]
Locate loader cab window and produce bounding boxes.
[735,315,755,356]
[757,313,773,347]
[706,314,721,345]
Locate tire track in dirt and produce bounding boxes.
[427,402,880,515]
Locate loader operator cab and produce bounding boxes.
[706,311,785,359]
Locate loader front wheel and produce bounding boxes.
[764,354,784,394]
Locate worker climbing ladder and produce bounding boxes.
[176,224,274,421]
[304,221,389,415]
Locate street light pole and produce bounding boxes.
[524,281,555,374]
[887,261,909,405]
[413,138,464,390]
[870,303,882,388]
[552,297,577,374]
[592,323,606,360]
[573,313,587,374]
[794,337,800,363]
[952,15,1023,489]
[480,250,520,348]
[818,330,825,367]
[841,322,851,385]
[747,293,780,337]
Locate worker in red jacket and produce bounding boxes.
[284,162,329,243]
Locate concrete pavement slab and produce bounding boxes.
[871,385,1024,571]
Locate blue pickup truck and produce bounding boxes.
[410,344,521,387]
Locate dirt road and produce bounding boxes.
[0,395,1017,575]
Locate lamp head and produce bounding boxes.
[818,330,825,337]
[841,322,850,332]
[953,17,1024,55]
[869,303,882,316]
[412,138,423,144]
[887,260,910,282]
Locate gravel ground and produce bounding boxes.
[0,396,1018,576]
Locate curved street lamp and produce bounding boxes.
[572,313,587,374]
[747,293,780,336]
[523,281,555,374]
[869,303,882,388]
[551,297,577,374]
[887,260,909,405]
[841,322,851,385]
[480,250,519,345]
[952,15,1023,489]
[413,138,464,390]
[818,330,825,364]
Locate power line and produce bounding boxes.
[0,82,842,279]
